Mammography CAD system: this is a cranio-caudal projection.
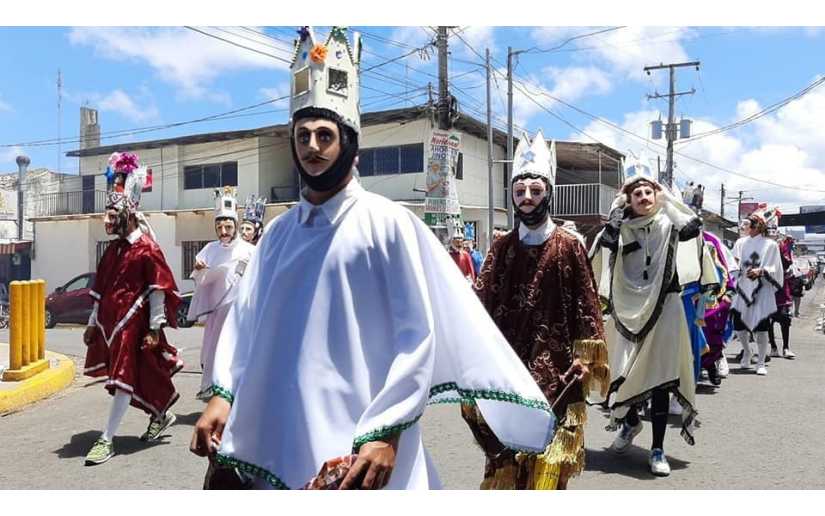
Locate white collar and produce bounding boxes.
[297,178,362,227]
[518,218,556,245]
[125,228,143,244]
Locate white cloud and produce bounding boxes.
[98,89,160,123]
[544,66,612,102]
[570,80,825,214]
[456,26,495,58]
[68,27,289,100]
[259,83,290,108]
[0,97,11,112]
[0,145,25,166]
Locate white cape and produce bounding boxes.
[187,238,254,394]
[210,180,557,490]
[730,235,783,330]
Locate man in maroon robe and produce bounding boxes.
[82,152,182,466]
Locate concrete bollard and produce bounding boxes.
[9,281,23,370]
[37,280,46,361]
[2,279,50,382]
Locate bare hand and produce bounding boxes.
[339,436,399,490]
[193,259,208,271]
[191,396,231,457]
[563,358,589,385]
[747,267,763,280]
[141,330,160,351]
[83,326,96,346]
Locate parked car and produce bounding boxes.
[45,273,96,328]
[176,292,194,328]
[46,273,194,329]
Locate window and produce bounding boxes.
[182,240,211,279]
[96,241,111,266]
[63,275,91,292]
[183,162,238,190]
[455,152,464,180]
[294,67,310,96]
[357,143,424,176]
[327,68,348,96]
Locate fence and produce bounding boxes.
[34,190,108,216]
[552,183,618,217]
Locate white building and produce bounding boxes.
[30,105,623,295]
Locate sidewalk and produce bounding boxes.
[0,342,76,415]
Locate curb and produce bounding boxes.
[0,352,76,415]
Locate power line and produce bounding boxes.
[184,26,292,64]
[520,26,626,54]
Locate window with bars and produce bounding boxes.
[455,152,464,180]
[358,143,424,177]
[183,162,238,190]
[182,240,211,278]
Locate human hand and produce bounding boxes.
[190,396,231,457]
[746,268,763,280]
[141,329,160,350]
[339,436,399,490]
[194,259,208,271]
[83,326,96,346]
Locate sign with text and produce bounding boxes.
[424,130,461,224]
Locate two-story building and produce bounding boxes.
[30,105,624,295]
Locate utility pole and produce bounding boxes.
[645,61,700,189]
[720,183,726,219]
[17,155,30,241]
[436,27,450,130]
[57,69,62,174]
[486,48,494,253]
[736,190,753,226]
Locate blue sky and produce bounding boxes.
[1,25,824,215]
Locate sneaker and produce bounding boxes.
[141,412,176,441]
[84,437,114,466]
[740,351,754,370]
[717,356,730,378]
[708,366,722,386]
[756,366,768,376]
[770,348,781,358]
[611,421,643,454]
[195,387,213,402]
[649,448,671,476]
[783,348,796,359]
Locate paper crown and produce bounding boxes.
[214,186,238,221]
[106,163,147,214]
[289,26,362,134]
[447,217,464,240]
[622,152,657,190]
[511,130,556,186]
[242,194,267,225]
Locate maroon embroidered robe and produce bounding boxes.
[84,234,183,418]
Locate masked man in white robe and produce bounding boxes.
[590,154,702,477]
[190,26,560,490]
[730,208,784,376]
[188,187,254,401]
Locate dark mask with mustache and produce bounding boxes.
[291,107,359,193]
[512,174,552,227]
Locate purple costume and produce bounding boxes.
[701,232,734,371]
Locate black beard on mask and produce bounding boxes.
[291,107,359,193]
[512,175,552,227]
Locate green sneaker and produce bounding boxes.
[141,412,176,441]
[85,437,114,466]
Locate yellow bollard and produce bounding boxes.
[9,281,23,371]
[36,280,46,360]
[21,281,32,367]
[29,281,38,365]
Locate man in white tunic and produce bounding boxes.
[188,187,254,401]
[590,154,702,477]
[190,26,559,490]
[730,209,784,376]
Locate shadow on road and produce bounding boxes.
[53,431,173,459]
[585,446,691,480]
[175,411,203,427]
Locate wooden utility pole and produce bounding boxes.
[436,27,450,130]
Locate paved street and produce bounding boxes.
[1,284,824,489]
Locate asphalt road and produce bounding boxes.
[1,284,824,489]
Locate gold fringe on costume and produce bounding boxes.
[574,338,610,397]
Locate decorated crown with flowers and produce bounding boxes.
[289,26,362,135]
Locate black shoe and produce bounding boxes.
[708,366,722,386]
[765,355,772,363]
[734,350,744,362]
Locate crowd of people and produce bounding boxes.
[75,26,810,489]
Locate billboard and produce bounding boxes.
[800,205,825,234]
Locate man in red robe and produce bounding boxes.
[82,152,183,466]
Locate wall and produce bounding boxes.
[258,135,296,202]
[31,217,94,293]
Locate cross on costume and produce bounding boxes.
[240,194,267,245]
[82,152,182,465]
[188,187,255,400]
[730,208,784,374]
[463,130,609,489]
[589,154,702,474]
[204,26,559,490]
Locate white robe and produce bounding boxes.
[188,237,255,395]
[730,235,783,330]
[210,179,557,490]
